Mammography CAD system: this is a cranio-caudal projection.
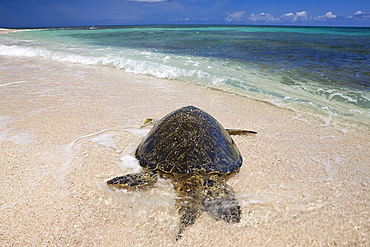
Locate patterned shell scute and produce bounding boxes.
[135,106,242,174]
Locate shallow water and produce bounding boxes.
[58,117,369,245]
[1,25,369,127]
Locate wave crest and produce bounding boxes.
[0,44,234,87]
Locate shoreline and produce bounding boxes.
[0,28,13,34]
[0,28,26,34]
[1,26,368,130]
[1,55,369,246]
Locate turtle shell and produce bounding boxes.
[135,106,242,174]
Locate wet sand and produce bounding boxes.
[0,55,369,246]
[0,28,24,34]
[0,29,12,34]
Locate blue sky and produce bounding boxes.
[1,0,370,27]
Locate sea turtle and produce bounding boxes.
[107,106,256,239]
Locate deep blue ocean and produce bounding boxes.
[1,25,369,126]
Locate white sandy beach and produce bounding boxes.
[0,28,23,34]
[0,55,369,246]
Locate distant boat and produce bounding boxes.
[89,25,97,30]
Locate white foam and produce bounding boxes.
[58,128,121,186]
[58,128,145,187]
[339,128,348,134]
[291,113,311,125]
[88,133,118,149]
[349,109,364,113]
[0,130,35,145]
[0,80,26,87]
[362,93,370,102]
[118,154,141,173]
[318,135,337,140]
[320,107,335,127]
[334,157,345,164]
[0,44,235,89]
[125,128,150,138]
[1,38,368,128]
[328,92,358,103]
[311,157,334,182]
[0,115,13,128]
[0,115,35,145]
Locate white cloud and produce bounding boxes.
[279,11,308,23]
[223,9,370,25]
[225,11,246,22]
[294,11,308,22]
[312,11,337,21]
[280,12,295,22]
[347,10,370,21]
[325,12,337,19]
[249,13,275,22]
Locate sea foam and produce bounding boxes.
[0,44,228,86]
[1,26,369,128]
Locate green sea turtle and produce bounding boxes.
[107,106,256,239]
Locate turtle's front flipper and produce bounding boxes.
[107,172,158,187]
[201,175,241,223]
[226,129,257,135]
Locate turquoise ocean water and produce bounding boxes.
[1,25,369,126]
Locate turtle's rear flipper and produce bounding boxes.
[107,172,158,187]
[226,129,257,135]
[203,195,241,223]
[177,203,201,240]
[202,176,241,223]
[174,176,203,240]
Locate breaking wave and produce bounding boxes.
[0,26,369,127]
[0,44,237,87]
